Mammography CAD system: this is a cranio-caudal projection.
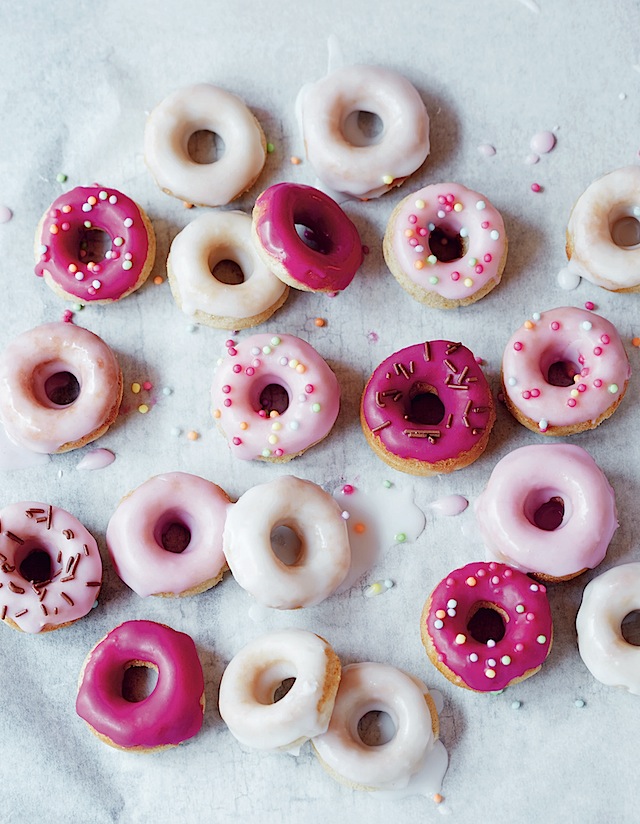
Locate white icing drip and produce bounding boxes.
[0,421,50,470]
[428,495,469,517]
[557,265,582,290]
[326,34,344,73]
[76,448,115,471]
[376,739,449,800]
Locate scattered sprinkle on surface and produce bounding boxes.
[56,172,68,183]
[574,699,586,708]
[0,205,13,224]
[187,430,199,441]
[290,156,301,165]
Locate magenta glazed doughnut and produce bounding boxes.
[421,561,553,692]
[360,340,495,475]
[251,183,363,293]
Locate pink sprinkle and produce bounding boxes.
[530,388,540,398]
[522,390,531,400]
[245,367,255,377]
[327,291,338,298]
[513,341,523,351]
[489,562,497,570]
[444,203,452,212]
[484,254,492,263]
[581,368,589,377]
[418,227,428,237]
[531,183,542,193]
[446,577,455,586]
[274,448,284,457]
[593,347,602,356]
[221,385,231,394]
[475,264,484,274]
[530,130,556,154]
[305,384,314,393]
[585,301,595,311]
[578,355,585,364]
[61,222,70,231]
[142,381,152,390]
[0,205,13,223]
[481,221,490,229]
[232,364,241,373]
[594,379,603,388]
[491,576,499,585]
[446,194,454,204]
[342,484,355,495]
[228,348,238,357]
[232,437,242,445]
[362,245,369,255]
[223,399,232,407]
[578,384,586,392]
[601,334,610,345]
[451,271,460,281]
[225,339,235,348]
[478,143,497,157]
[62,310,73,323]
[409,237,418,247]
[551,321,560,331]
[252,359,261,368]
[475,356,484,365]
[526,612,535,622]
[438,195,446,205]
[515,642,524,652]
[258,409,267,418]
[504,568,513,577]
[567,398,577,407]
[408,214,417,224]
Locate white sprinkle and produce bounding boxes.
[530,584,539,591]
[162,387,173,396]
[538,418,548,431]
[437,210,446,219]
[123,217,133,227]
[186,324,197,333]
[384,579,394,589]
[476,200,486,210]
[532,312,541,321]
[488,658,496,667]
[487,639,496,648]
[447,608,456,617]
[81,204,92,212]
[507,376,517,386]
[447,599,458,609]
[469,653,479,662]
[109,195,117,204]
[434,619,444,630]
[75,272,84,281]
[91,279,101,289]
[581,321,592,331]
[511,700,521,709]
[289,421,299,430]
[170,426,182,437]
[574,699,586,708]
[490,230,500,240]
[341,510,349,520]
[428,223,435,231]
[619,92,627,100]
[99,190,108,200]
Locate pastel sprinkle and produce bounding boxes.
[0,205,13,224]
[608,383,619,393]
[187,430,199,441]
[56,172,68,183]
[382,479,392,488]
[354,522,366,534]
[433,794,444,805]
[455,633,466,645]
[536,635,547,644]
[632,337,640,347]
[466,576,477,587]
[531,183,542,193]
[266,142,275,153]
[137,404,149,414]
[382,174,393,185]
[415,198,425,209]
[574,699,586,708]
[511,700,522,709]
[131,382,141,394]
[290,156,301,165]
[153,275,164,285]
[365,582,383,597]
[395,532,407,543]
[314,317,326,327]
[311,403,321,412]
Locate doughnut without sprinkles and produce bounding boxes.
[0,322,123,454]
[576,563,640,695]
[475,444,617,581]
[75,620,205,752]
[219,628,341,751]
[299,64,429,200]
[144,83,266,207]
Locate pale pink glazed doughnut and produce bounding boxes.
[35,185,155,303]
[383,183,507,308]
[501,306,631,435]
[211,333,340,462]
[475,445,617,581]
[76,620,205,752]
[0,322,123,454]
[421,561,553,692]
[360,340,495,475]
[106,472,232,598]
[251,183,364,293]
[0,501,102,633]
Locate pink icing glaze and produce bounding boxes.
[76,448,116,471]
[211,333,340,461]
[361,341,494,465]
[252,183,363,292]
[0,501,102,633]
[387,183,506,302]
[502,307,631,433]
[75,620,204,750]
[35,185,152,301]
[475,444,617,579]
[106,472,231,597]
[424,561,552,692]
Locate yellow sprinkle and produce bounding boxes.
[455,633,466,645]
[524,320,534,330]
[290,156,301,165]
[453,202,463,212]
[485,668,496,679]
[137,403,149,414]
[382,174,393,185]
[288,359,299,368]
[466,576,477,587]
[271,422,282,431]
[239,421,248,430]
[213,409,221,419]
[570,389,579,398]
[354,522,366,534]
[187,430,199,441]
[463,277,474,288]
[153,275,164,285]
[415,260,425,270]
[268,435,278,445]
[415,199,426,209]
[367,582,383,596]
[62,205,72,214]
[49,224,59,234]
[573,374,581,383]
[295,363,306,374]
[131,382,141,394]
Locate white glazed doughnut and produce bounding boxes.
[576,562,640,695]
[299,64,429,200]
[144,83,266,207]
[218,628,341,752]
[312,662,442,791]
[167,211,288,329]
[222,475,350,609]
[566,166,640,292]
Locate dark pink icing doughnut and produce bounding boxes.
[35,184,153,302]
[422,561,553,692]
[252,182,363,292]
[361,340,494,467]
[76,620,204,750]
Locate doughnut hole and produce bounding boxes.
[357,709,396,746]
[523,487,571,531]
[16,542,54,585]
[208,243,254,286]
[270,524,303,566]
[79,227,112,265]
[251,375,291,417]
[122,661,159,702]
[406,382,445,426]
[31,360,81,408]
[466,601,508,645]
[540,345,581,388]
[187,129,226,165]
[293,209,333,255]
[428,225,468,263]
[609,204,640,249]
[621,611,640,646]
[253,662,297,705]
[340,110,384,147]
[153,510,193,554]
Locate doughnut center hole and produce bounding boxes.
[533,496,565,531]
[254,664,296,704]
[270,525,302,566]
[546,359,580,387]
[122,663,158,703]
[357,710,396,746]
[407,383,445,426]
[611,215,640,249]
[258,383,290,416]
[18,548,52,585]
[621,611,640,646]
[341,110,384,147]
[44,371,81,406]
[187,129,225,164]
[211,259,245,286]
[273,677,296,702]
[294,222,333,255]
[79,227,111,264]
[160,522,191,554]
[428,226,467,263]
[467,603,507,645]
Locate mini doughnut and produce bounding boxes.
[576,562,640,695]
[144,83,266,207]
[421,561,553,692]
[501,306,631,436]
[0,322,123,454]
[211,333,340,462]
[299,64,429,200]
[475,444,617,581]
[34,184,155,303]
[106,472,232,597]
[384,183,507,308]
[219,628,341,752]
[0,501,102,633]
[312,662,444,792]
[76,620,205,751]
[222,475,350,609]
[360,340,495,476]
[251,183,363,292]
[566,166,640,292]
[167,210,288,329]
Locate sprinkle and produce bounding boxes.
[153,275,164,285]
[581,320,592,331]
[433,794,444,805]
[485,669,496,679]
[341,511,349,520]
[453,202,463,212]
[415,198,425,209]
[608,383,619,393]
[314,317,325,327]
[538,419,548,432]
[290,156,301,165]
[138,404,149,414]
[536,634,547,644]
[187,430,199,441]
[466,576,477,587]
[469,653,479,662]
[513,341,523,351]
[531,183,542,193]
[516,604,525,614]
[501,655,512,665]
[434,619,444,630]
[342,484,355,495]
[511,700,522,709]
[476,200,486,210]
[447,599,457,608]
[56,172,68,183]
[395,532,407,543]
[131,382,141,394]
[382,479,392,488]
[311,403,321,413]
[574,699,586,708]
[455,633,466,645]
[524,320,534,330]
[354,522,366,534]
[122,260,133,271]
[365,582,383,597]
[463,277,474,288]
[490,230,500,240]
[382,174,393,185]
[632,337,640,347]
[585,301,595,310]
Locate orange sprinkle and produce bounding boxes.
[213,409,221,419]
[633,337,640,347]
[433,794,444,804]
[290,156,301,165]
[314,318,326,327]
[466,576,477,587]
[153,275,164,285]
[269,410,279,418]
[524,320,534,330]
[354,522,366,534]
[239,421,248,430]
[49,224,59,234]
[414,260,425,270]
[187,430,199,441]
[183,201,194,209]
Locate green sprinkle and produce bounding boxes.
[56,173,68,183]
[429,276,439,285]
[311,402,321,413]
[262,345,272,355]
[468,257,477,266]
[72,303,83,312]
[427,254,437,265]
[395,532,407,543]
[608,383,619,394]
[261,448,271,457]
[122,260,133,271]
[266,142,275,153]
[382,480,392,488]
[270,336,281,346]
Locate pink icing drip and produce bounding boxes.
[76,448,116,471]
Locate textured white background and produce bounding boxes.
[0,1,639,822]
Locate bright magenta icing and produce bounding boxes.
[76,620,204,750]
[361,340,494,463]
[424,561,552,692]
[0,501,102,633]
[35,185,150,301]
[253,183,363,292]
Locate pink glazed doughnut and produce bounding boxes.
[475,444,617,582]
[211,333,340,462]
[360,340,495,475]
[251,183,364,293]
[35,185,156,303]
[106,472,232,597]
[383,183,507,308]
[76,620,205,752]
[501,306,631,435]
[421,561,553,692]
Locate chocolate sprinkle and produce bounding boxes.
[8,582,25,594]
[371,420,391,434]
[60,592,74,606]
[5,531,24,545]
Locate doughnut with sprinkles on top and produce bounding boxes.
[384,183,507,308]
[35,185,155,303]
[211,333,340,462]
[501,306,631,436]
[421,561,553,692]
[360,340,495,475]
